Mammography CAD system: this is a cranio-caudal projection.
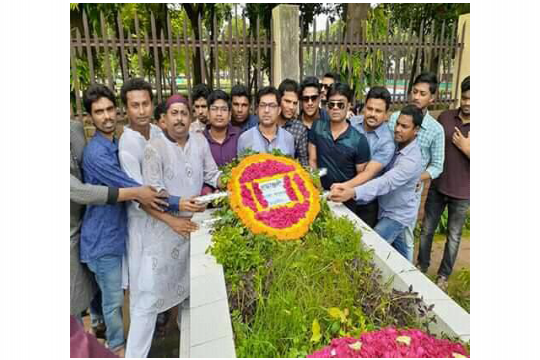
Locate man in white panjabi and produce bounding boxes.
[128,94,222,357]
[119,81,204,358]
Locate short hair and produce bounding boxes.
[154,101,167,120]
[365,86,392,111]
[256,86,281,105]
[412,72,439,95]
[400,105,424,128]
[461,76,470,93]
[83,84,116,113]
[120,77,153,105]
[278,79,299,98]
[191,83,210,103]
[326,82,353,103]
[300,76,321,94]
[207,89,231,109]
[230,83,251,103]
[323,72,340,83]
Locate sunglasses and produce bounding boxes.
[301,95,319,103]
[321,84,331,90]
[327,101,346,110]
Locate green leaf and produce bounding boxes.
[310,318,321,343]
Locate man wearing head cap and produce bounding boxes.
[125,93,223,357]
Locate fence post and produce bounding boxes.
[452,14,470,109]
[272,5,300,84]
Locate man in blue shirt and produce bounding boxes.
[387,72,445,262]
[330,105,423,259]
[308,83,371,215]
[80,84,192,356]
[345,86,396,227]
[231,83,259,133]
[237,86,295,156]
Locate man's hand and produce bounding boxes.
[179,196,206,212]
[135,186,169,211]
[452,127,470,155]
[168,217,199,237]
[329,183,355,203]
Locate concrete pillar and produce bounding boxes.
[272,5,300,85]
[452,14,470,108]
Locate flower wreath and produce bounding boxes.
[228,154,320,240]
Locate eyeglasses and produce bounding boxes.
[258,103,279,110]
[301,95,319,103]
[321,84,332,90]
[209,106,229,113]
[327,101,346,110]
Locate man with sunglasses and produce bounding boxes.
[308,82,371,215]
[237,86,295,156]
[320,72,340,107]
[300,76,329,129]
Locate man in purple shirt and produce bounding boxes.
[330,105,424,259]
[202,90,241,195]
[417,76,470,291]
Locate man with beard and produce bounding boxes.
[276,79,309,167]
[416,76,470,291]
[190,83,210,133]
[300,76,329,130]
[70,118,165,326]
[80,84,169,356]
[330,105,423,259]
[237,86,295,156]
[339,86,396,227]
[230,83,259,132]
[387,72,445,262]
[128,94,222,357]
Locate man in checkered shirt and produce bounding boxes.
[276,79,309,167]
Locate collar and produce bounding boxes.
[256,123,280,139]
[352,115,387,138]
[163,129,190,145]
[204,123,239,144]
[94,130,117,147]
[397,138,418,156]
[458,110,470,125]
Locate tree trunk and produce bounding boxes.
[183,4,204,86]
[345,3,370,42]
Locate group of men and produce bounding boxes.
[70,71,470,357]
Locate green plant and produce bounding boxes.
[206,151,439,358]
[447,268,470,313]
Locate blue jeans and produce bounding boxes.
[86,255,125,350]
[374,217,408,259]
[417,187,470,278]
[89,289,104,327]
[402,182,423,262]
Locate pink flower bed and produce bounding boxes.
[252,182,268,208]
[284,175,298,201]
[241,184,257,212]
[293,174,310,198]
[239,160,295,183]
[308,328,468,358]
[255,201,310,229]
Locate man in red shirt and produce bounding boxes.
[417,76,470,292]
